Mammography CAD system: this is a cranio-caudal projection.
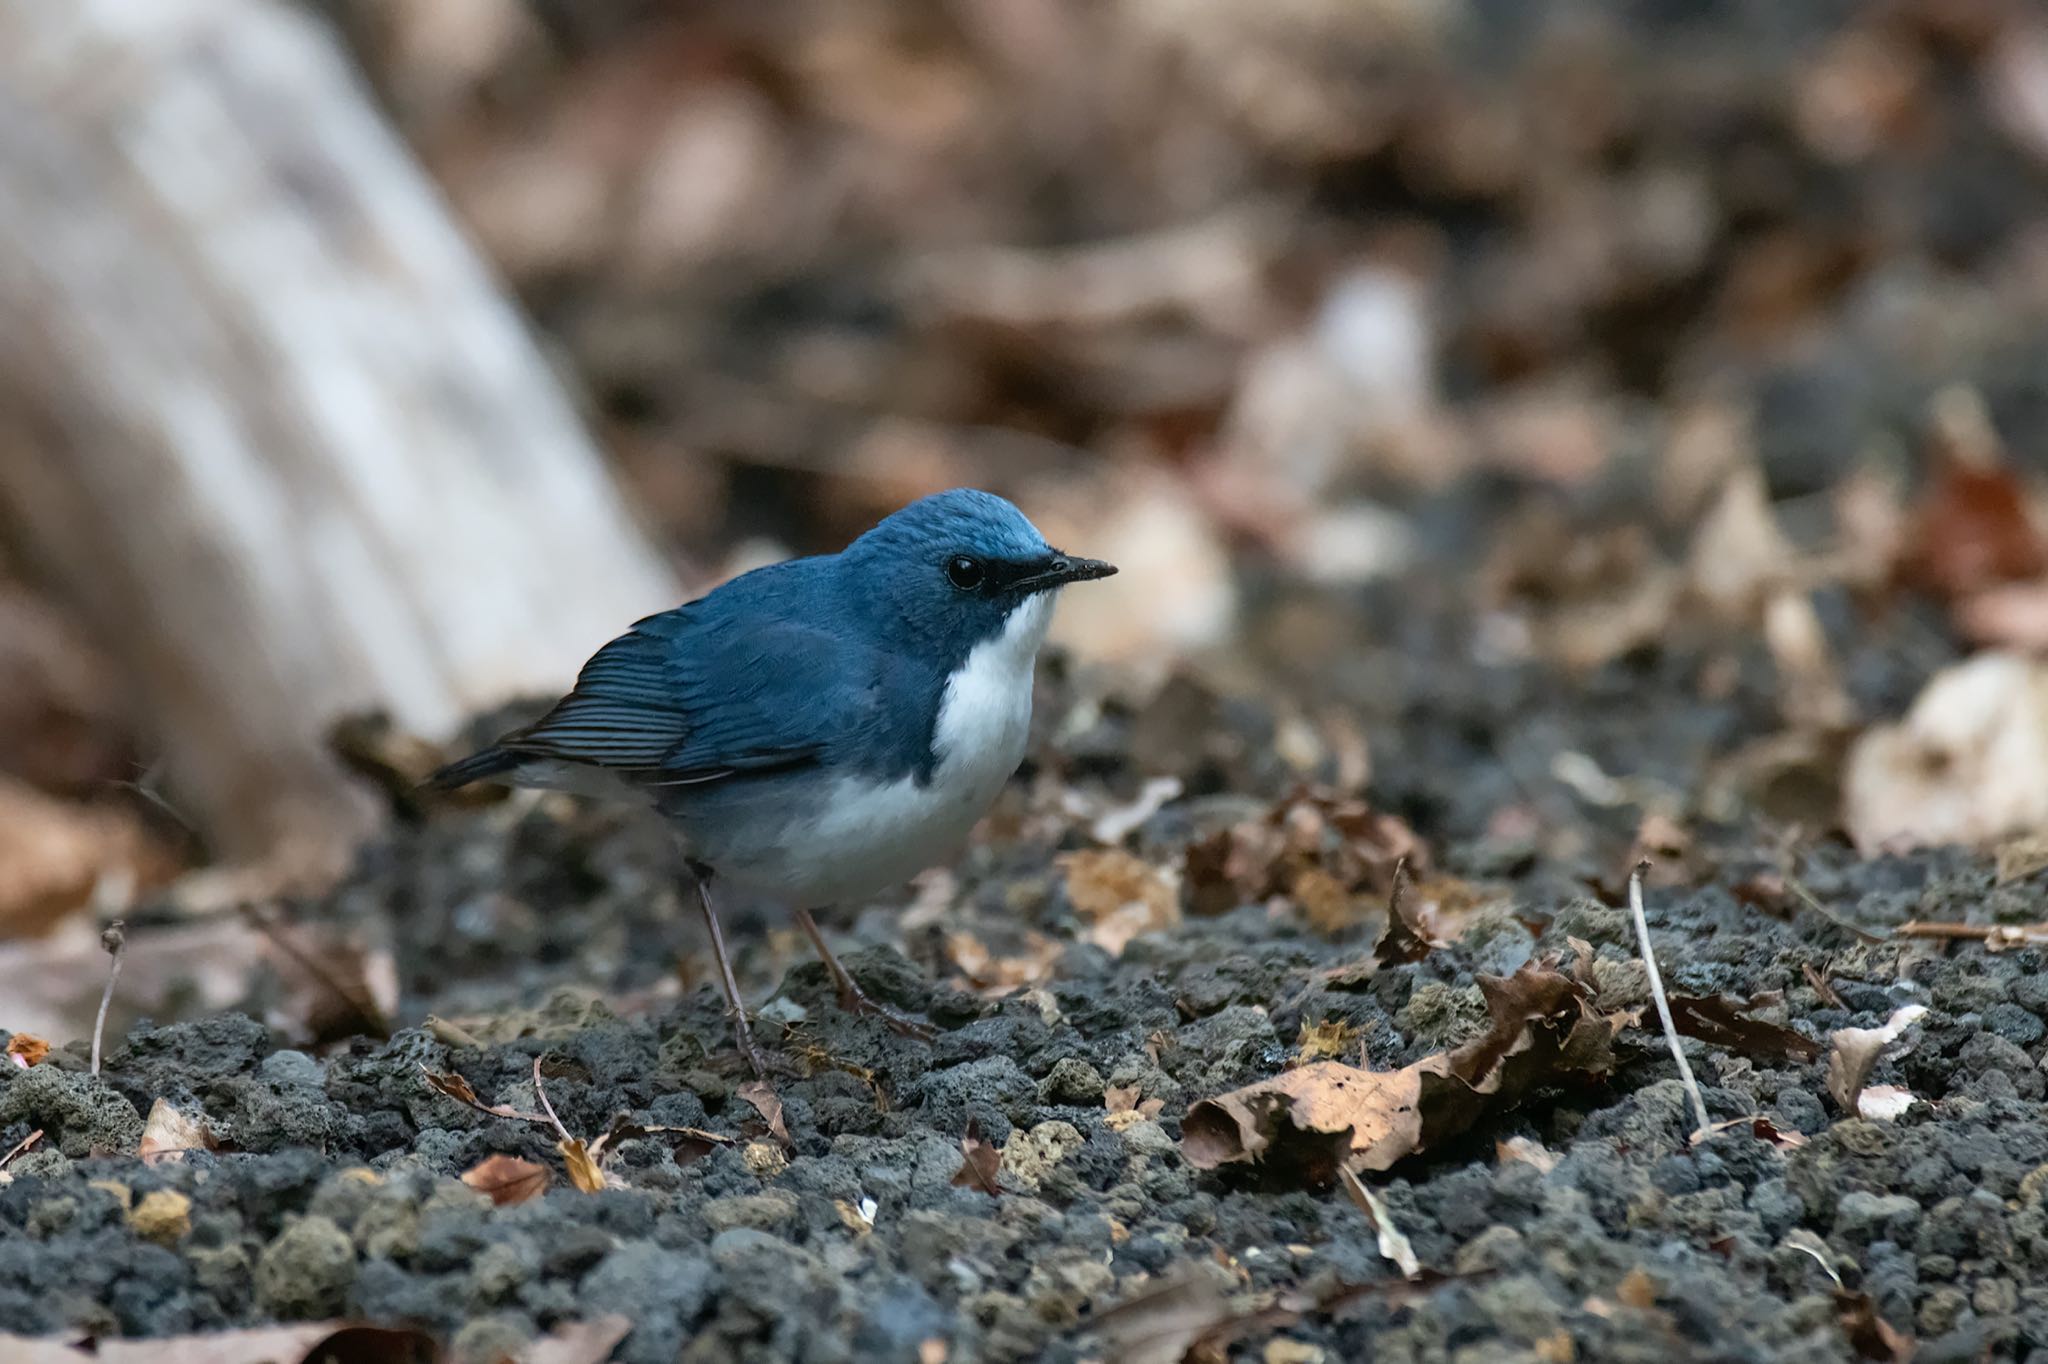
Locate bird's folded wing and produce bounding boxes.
[498,610,884,784]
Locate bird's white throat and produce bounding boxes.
[779,591,1054,904]
[933,590,1053,773]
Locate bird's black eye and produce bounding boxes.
[945,555,985,590]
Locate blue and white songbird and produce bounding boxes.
[428,489,1116,1074]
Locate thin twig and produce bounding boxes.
[1783,871,1886,943]
[0,1128,43,1172]
[531,1055,576,1146]
[91,920,126,1077]
[237,904,390,1036]
[1895,920,2048,947]
[414,1062,549,1125]
[1627,861,1712,1142]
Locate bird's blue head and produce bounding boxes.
[840,489,1116,665]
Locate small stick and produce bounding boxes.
[414,1062,549,1125]
[1627,861,1711,1142]
[91,920,127,1077]
[531,1055,577,1146]
[237,904,390,1036]
[1783,873,1886,943]
[0,1128,44,1172]
[1894,920,2048,947]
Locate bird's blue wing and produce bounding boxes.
[496,594,911,786]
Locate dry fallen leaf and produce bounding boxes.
[1338,1167,1421,1279]
[1826,1005,1927,1116]
[1842,651,2048,852]
[0,1323,436,1364]
[1854,1084,1916,1122]
[460,1153,550,1206]
[1183,958,1628,1180]
[1080,1260,1239,1364]
[1902,387,2047,601]
[6,1034,50,1068]
[951,1118,1003,1196]
[1374,858,1433,965]
[944,928,1063,995]
[138,1098,220,1165]
[1061,848,1181,956]
[1295,1018,1359,1063]
[0,776,164,943]
[1836,1288,1914,1362]
[1496,1135,1562,1173]
[1686,463,1795,622]
[738,1080,793,1150]
[557,1138,605,1194]
[1667,994,1821,1062]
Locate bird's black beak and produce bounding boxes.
[1019,551,1117,593]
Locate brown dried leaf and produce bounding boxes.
[1295,1018,1359,1063]
[1495,1135,1561,1173]
[1374,858,1432,965]
[1338,1167,1421,1279]
[1802,963,1846,1011]
[1842,652,2048,852]
[0,776,163,942]
[1995,834,2048,884]
[460,1153,549,1206]
[138,1098,219,1165]
[951,1119,1002,1195]
[1667,994,1821,1062]
[1061,849,1181,957]
[1826,1005,1927,1115]
[1183,958,1627,1179]
[738,1080,793,1150]
[1103,1086,1165,1121]
[1687,464,1796,622]
[557,1138,605,1193]
[944,928,1063,995]
[1903,389,2047,600]
[1080,1260,1239,1364]
[6,1034,49,1068]
[1836,1289,1914,1362]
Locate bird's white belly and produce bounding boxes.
[716,593,1051,906]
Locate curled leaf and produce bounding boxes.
[1826,1005,1927,1115]
[951,1119,1002,1196]
[557,1138,605,1193]
[460,1153,550,1206]
[737,1080,793,1150]
[1184,958,1627,1180]
[138,1098,219,1165]
[1667,993,1821,1061]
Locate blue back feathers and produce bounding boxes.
[435,490,1055,790]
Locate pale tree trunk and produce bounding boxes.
[0,0,681,866]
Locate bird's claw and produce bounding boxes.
[835,987,937,1041]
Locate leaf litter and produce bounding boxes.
[1183,957,1631,1180]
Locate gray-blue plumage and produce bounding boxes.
[430,489,1114,908]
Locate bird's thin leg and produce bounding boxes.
[795,908,936,1041]
[688,863,769,1079]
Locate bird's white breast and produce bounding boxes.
[755,592,1054,905]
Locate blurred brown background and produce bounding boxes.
[5,0,2048,964]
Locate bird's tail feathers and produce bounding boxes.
[423,745,520,792]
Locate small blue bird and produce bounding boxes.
[429,489,1115,1074]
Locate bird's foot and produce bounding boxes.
[832,983,937,1041]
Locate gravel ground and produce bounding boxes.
[5,496,2044,1364]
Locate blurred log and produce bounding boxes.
[0,0,680,867]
